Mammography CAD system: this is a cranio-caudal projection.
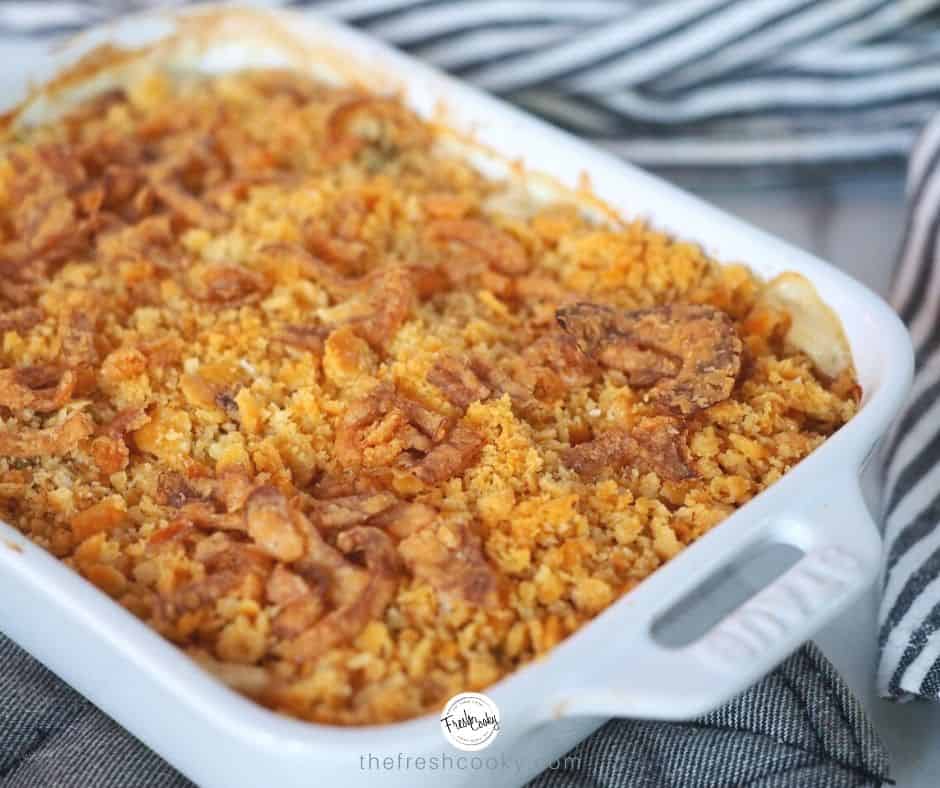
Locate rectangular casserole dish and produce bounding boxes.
[0,6,913,787]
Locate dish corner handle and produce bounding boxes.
[545,475,881,723]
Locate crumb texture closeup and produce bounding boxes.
[0,70,859,724]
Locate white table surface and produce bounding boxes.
[698,172,939,788]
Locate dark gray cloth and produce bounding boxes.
[0,635,188,788]
[1,633,889,788]
[527,645,890,788]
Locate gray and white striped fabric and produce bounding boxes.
[878,114,940,701]
[4,0,940,171]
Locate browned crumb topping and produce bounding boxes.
[556,302,743,415]
[0,69,859,725]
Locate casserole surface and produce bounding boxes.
[1,67,859,726]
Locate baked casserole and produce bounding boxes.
[0,69,859,725]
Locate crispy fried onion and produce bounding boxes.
[0,306,43,333]
[557,302,742,415]
[173,502,245,533]
[413,424,485,485]
[1,145,95,265]
[429,354,537,417]
[339,265,418,351]
[398,519,499,608]
[264,245,445,353]
[142,140,228,230]
[336,382,484,483]
[155,466,268,523]
[277,518,401,662]
[187,263,270,306]
[0,259,49,306]
[308,264,415,354]
[428,348,584,423]
[524,332,599,388]
[158,483,403,658]
[313,492,400,530]
[157,469,212,509]
[0,410,92,458]
[265,242,446,300]
[562,416,695,481]
[512,331,600,405]
[279,323,328,355]
[161,475,264,538]
[161,541,272,620]
[467,355,544,419]
[307,474,440,539]
[369,501,438,540]
[96,214,177,270]
[427,355,492,410]
[325,96,429,164]
[59,311,98,368]
[335,382,448,468]
[425,218,529,276]
[148,178,227,231]
[243,486,307,562]
[90,407,150,475]
[264,561,325,639]
[263,242,360,299]
[0,365,75,412]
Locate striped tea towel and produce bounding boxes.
[878,114,940,700]
[3,0,940,172]
[313,0,940,171]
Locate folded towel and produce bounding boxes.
[314,0,940,173]
[5,0,940,171]
[877,112,940,700]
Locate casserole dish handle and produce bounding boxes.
[549,473,880,721]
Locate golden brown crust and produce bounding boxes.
[0,69,858,726]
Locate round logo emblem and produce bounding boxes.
[439,692,501,751]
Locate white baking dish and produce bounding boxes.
[0,6,913,788]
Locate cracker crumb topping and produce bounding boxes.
[0,69,858,725]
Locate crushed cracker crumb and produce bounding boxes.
[0,69,858,725]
